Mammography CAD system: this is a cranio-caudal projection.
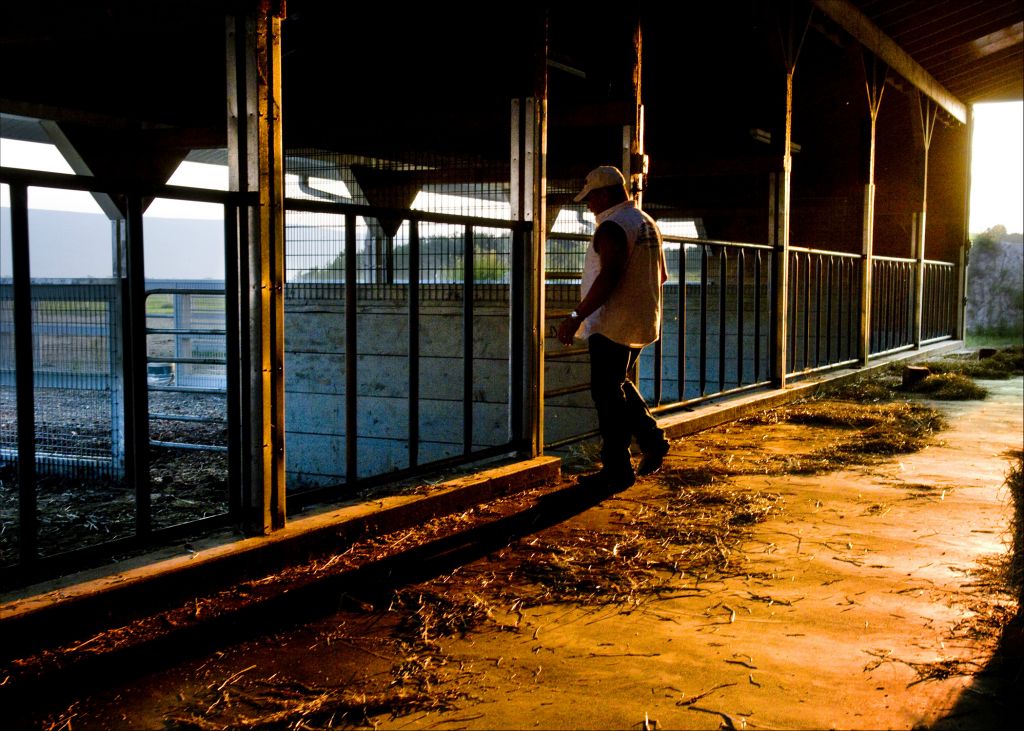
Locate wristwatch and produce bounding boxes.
[569,310,580,320]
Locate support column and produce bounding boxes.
[771,67,796,388]
[957,106,973,341]
[530,12,549,457]
[860,53,885,366]
[769,3,811,388]
[914,93,938,348]
[227,0,287,534]
[624,18,647,207]
[511,8,548,457]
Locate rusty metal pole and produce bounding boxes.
[227,0,287,534]
[627,18,646,207]
[517,8,548,457]
[771,68,795,388]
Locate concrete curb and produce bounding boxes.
[0,455,561,656]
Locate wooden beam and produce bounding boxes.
[813,0,967,123]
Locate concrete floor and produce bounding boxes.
[6,372,1021,730]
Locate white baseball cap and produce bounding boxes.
[573,165,627,203]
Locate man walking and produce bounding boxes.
[556,165,671,490]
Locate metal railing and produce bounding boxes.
[0,163,962,585]
[1,166,532,584]
[281,196,531,507]
[922,260,957,343]
[787,247,862,375]
[871,256,917,356]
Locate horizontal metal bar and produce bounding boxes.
[789,246,861,259]
[148,385,227,394]
[873,255,917,264]
[149,439,228,453]
[147,356,226,366]
[869,343,916,358]
[149,412,228,424]
[0,165,252,206]
[920,334,953,346]
[545,428,601,451]
[650,380,774,416]
[146,328,228,336]
[146,289,226,296]
[662,236,774,251]
[0,448,112,469]
[286,197,531,231]
[923,260,955,268]
[785,357,860,379]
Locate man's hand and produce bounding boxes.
[556,314,579,346]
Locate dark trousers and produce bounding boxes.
[588,333,665,472]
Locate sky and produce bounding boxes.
[970,101,1024,235]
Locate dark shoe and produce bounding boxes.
[637,439,670,476]
[576,468,635,492]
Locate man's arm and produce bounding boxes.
[556,221,628,345]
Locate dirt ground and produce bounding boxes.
[18,374,1024,731]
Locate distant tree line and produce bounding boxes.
[967,225,1024,339]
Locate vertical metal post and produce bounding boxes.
[520,8,548,456]
[223,203,242,520]
[860,53,885,367]
[789,254,799,371]
[408,220,420,467]
[802,254,811,368]
[509,223,526,445]
[678,252,686,399]
[226,2,286,532]
[463,226,475,456]
[345,215,358,483]
[957,106,973,341]
[914,94,937,349]
[109,218,127,477]
[699,246,708,395]
[125,193,150,536]
[624,16,645,205]
[754,251,762,383]
[771,67,795,388]
[227,11,255,519]
[10,184,37,565]
[737,249,745,386]
[718,248,726,391]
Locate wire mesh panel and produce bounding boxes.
[284,150,512,302]
[282,191,522,494]
[0,282,119,470]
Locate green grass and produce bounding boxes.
[965,332,1024,350]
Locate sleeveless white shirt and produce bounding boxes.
[579,199,666,347]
